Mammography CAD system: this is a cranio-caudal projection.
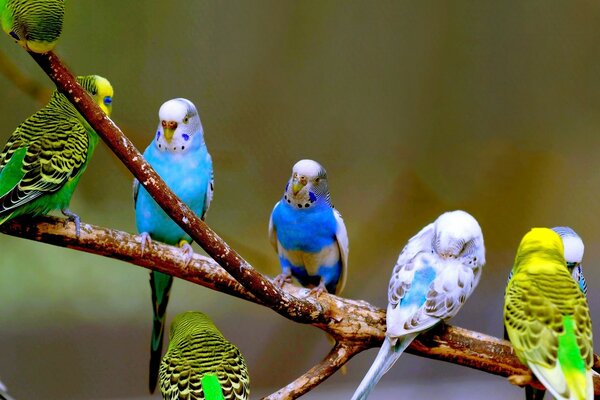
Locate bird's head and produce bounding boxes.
[283,159,330,209]
[76,75,113,117]
[432,210,485,264]
[155,98,203,153]
[552,226,584,270]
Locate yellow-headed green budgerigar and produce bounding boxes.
[159,312,250,400]
[504,228,594,400]
[352,210,485,400]
[0,0,65,53]
[134,98,213,393]
[0,75,113,235]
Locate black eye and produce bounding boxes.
[183,116,189,124]
[314,178,320,183]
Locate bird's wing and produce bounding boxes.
[268,202,280,253]
[332,208,349,295]
[201,166,214,221]
[0,118,89,214]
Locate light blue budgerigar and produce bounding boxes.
[268,159,348,296]
[351,210,486,400]
[504,226,587,400]
[133,98,213,394]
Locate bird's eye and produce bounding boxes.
[183,116,189,124]
[314,178,320,184]
[9,31,19,40]
[103,96,112,105]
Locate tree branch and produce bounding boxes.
[27,50,324,324]
[2,216,599,396]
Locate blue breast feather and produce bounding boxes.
[272,200,338,252]
[135,138,211,245]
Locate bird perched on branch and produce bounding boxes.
[352,210,485,400]
[0,0,65,53]
[505,226,588,400]
[134,98,213,393]
[504,228,594,400]
[269,159,348,296]
[159,311,250,400]
[0,75,113,235]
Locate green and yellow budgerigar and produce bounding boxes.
[0,75,113,234]
[0,0,65,53]
[504,228,594,400]
[160,312,250,400]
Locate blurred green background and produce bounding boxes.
[1,1,599,398]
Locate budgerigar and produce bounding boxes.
[0,75,113,234]
[351,210,485,400]
[505,227,587,400]
[504,228,594,400]
[159,312,250,400]
[0,0,65,53]
[134,98,213,393]
[269,159,348,296]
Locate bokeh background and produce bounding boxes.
[1,1,599,399]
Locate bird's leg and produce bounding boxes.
[138,232,153,256]
[274,269,292,287]
[178,240,194,267]
[61,208,81,238]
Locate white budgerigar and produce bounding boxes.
[351,210,486,400]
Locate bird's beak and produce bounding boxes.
[162,121,178,143]
[292,181,304,196]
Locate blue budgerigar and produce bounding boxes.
[351,210,486,400]
[268,159,348,296]
[505,226,587,400]
[133,98,213,393]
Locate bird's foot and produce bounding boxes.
[178,240,194,266]
[306,280,328,298]
[508,372,534,387]
[61,208,81,238]
[138,232,153,256]
[273,273,292,288]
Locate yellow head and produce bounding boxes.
[76,75,114,117]
[512,227,565,274]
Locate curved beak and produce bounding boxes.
[292,181,304,195]
[162,121,178,143]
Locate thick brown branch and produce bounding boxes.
[263,343,364,400]
[2,216,599,395]
[27,50,324,324]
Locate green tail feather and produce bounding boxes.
[201,374,225,400]
[149,270,174,393]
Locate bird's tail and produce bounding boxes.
[201,374,225,400]
[351,333,417,400]
[149,271,174,393]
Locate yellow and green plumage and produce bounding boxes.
[0,0,64,53]
[504,228,594,400]
[160,312,250,400]
[0,75,113,230]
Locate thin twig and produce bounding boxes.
[2,216,599,396]
[27,50,324,324]
[263,343,364,400]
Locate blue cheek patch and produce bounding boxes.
[285,182,289,192]
[9,31,19,40]
[103,96,112,105]
[309,192,317,202]
[182,134,190,141]
[156,131,161,139]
